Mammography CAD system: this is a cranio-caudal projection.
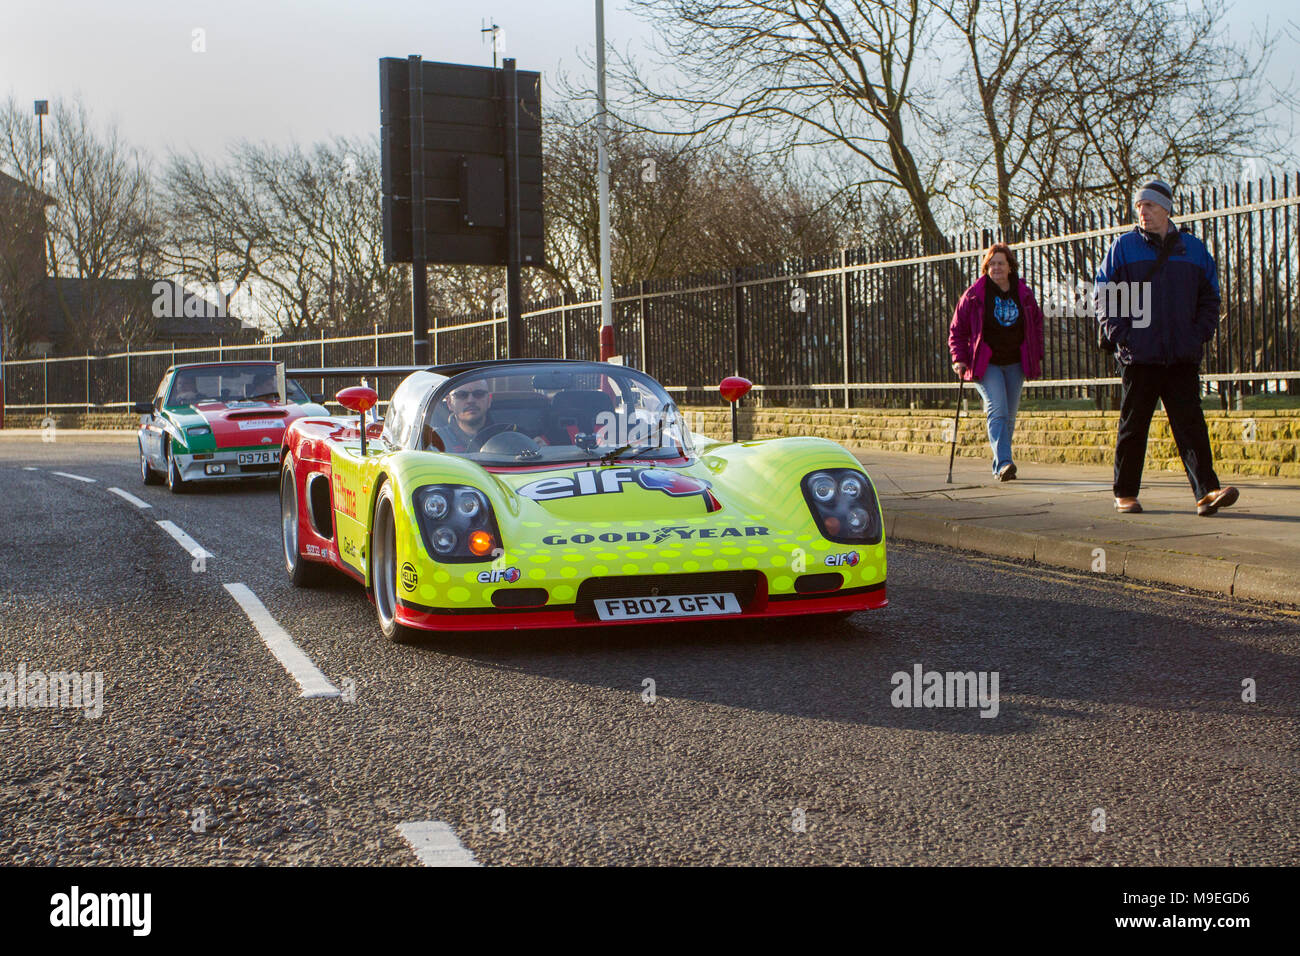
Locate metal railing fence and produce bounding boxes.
[4,173,1298,413]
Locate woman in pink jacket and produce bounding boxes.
[948,243,1046,480]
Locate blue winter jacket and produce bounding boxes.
[1095,225,1221,366]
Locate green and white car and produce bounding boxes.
[135,361,329,493]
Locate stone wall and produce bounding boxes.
[5,407,1296,477]
[683,406,1300,478]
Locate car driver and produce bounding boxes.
[437,380,547,453]
[249,370,279,401]
[172,374,199,405]
[441,380,499,452]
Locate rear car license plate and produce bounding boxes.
[595,592,741,621]
[237,450,280,466]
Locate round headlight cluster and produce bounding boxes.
[414,484,499,564]
[802,468,880,544]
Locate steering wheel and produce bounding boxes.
[465,422,517,453]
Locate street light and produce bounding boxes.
[595,1,614,362]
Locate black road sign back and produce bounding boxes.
[380,57,543,266]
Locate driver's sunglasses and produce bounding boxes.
[451,388,489,400]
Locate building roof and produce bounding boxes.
[42,278,248,342]
[0,169,55,206]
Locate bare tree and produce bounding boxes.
[1039,0,1276,217]
[610,0,1279,248]
[162,138,413,338]
[160,150,266,326]
[611,0,950,247]
[930,0,1080,237]
[543,106,845,290]
[0,97,162,351]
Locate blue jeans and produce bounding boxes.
[972,362,1024,474]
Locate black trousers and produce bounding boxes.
[1115,363,1220,500]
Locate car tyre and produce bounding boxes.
[280,453,324,587]
[140,441,163,485]
[165,446,188,494]
[372,482,422,644]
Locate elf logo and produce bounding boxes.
[477,566,522,584]
[825,551,860,567]
[517,467,720,512]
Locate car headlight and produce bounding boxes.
[412,484,501,563]
[802,468,882,544]
[456,490,481,518]
[432,527,457,554]
[810,473,837,502]
[422,492,449,520]
[186,425,211,436]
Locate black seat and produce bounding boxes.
[547,389,614,445]
[489,391,550,438]
[423,402,452,451]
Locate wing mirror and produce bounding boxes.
[336,386,379,454]
[718,376,753,442]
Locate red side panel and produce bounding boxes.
[285,418,358,580]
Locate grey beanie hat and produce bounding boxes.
[1134,179,1174,213]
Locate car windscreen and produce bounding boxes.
[418,364,695,466]
[166,365,307,405]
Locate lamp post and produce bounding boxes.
[596,1,614,361]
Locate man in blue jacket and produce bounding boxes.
[1095,179,1238,516]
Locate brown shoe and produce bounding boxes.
[1114,499,1143,514]
[1197,486,1239,516]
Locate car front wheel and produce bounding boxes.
[371,483,422,644]
[140,441,162,485]
[166,446,187,494]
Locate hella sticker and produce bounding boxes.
[517,467,720,512]
[825,551,860,567]
[477,567,522,584]
[401,562,418,590]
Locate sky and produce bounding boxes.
[0,0,646,156]
[1,0,1297,163]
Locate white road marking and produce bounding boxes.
[22,466,38,471]
[396,821,479,867]
[52,471,96,483]
[108,487,152,509]
[222,583,340,699]
[156,520,214,560]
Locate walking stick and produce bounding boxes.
[946,374,965,484]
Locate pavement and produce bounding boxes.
[858,448,1300,607]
